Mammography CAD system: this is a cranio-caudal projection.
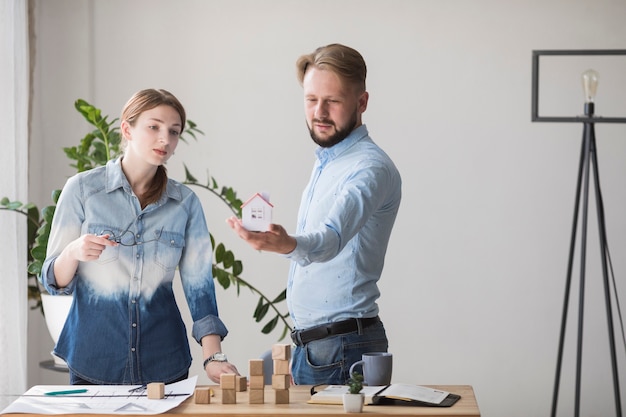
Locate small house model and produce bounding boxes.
[241,192,273,232]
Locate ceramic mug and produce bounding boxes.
[349,352,393,386]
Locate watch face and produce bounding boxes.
[213,352,227,361]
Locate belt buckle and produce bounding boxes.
[290,329,303,346]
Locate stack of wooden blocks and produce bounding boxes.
[206,345,292,405]
[248,358,265,404]
[219,373,237,404]
[271,343,291,404]
[219,372,248,404]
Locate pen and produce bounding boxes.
[44,389,88,396]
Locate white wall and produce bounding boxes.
[28,1,626,416]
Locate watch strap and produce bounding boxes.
[203,352,227,369]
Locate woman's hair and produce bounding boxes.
[295,43,367,92]
[120,89,186,206]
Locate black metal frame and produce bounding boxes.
[532,49,626,123]
[532,49,625,417]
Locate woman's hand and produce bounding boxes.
[53,234,118,288]
[67,234,118,262]
[205,360,240,384]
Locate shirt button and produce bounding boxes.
[131,299,136,304]
[136,254,140,258]
[132,323,137,328]
[131,348,136,352]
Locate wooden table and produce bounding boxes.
[172,385,479,417]
[2,385,479,417]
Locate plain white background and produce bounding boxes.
[23,1,626,416]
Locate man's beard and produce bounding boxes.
[307,112,358,148]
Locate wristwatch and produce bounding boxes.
[203,352,228,369]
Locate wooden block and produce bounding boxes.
[220,373,237,390]
[272,374,290,390]
[194,387,211,404]
[271,343,291,361]
[249,359,264,376]
[249,375,265,389]
[221,388,236,404]
[273,359,290,375]
[236,375,247,392]
[249,388,264,404]
[147,382,164,399]
[274,388,289,404]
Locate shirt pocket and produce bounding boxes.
[153,229,185,272]
[88,223,121,264]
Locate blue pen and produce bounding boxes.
[45,389,88,396]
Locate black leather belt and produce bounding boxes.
[290,316,381,347]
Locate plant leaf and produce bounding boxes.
[261,315,279,334]
[215,243,225,263]
[272,289,287,304]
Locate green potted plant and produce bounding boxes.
[343,371,365,413]
[0,196,51,314]
[1,99,291,347]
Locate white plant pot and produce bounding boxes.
[342,393,364,413]
[41,293,73,367]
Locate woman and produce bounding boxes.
[41,89,238,385]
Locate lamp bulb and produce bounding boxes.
[582,69,599,103]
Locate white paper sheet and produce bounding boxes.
[1,376,197,415]
[380,383,449,404]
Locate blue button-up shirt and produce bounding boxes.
[286,125,402,329]
[41,157,227,384]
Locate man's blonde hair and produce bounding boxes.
[296,43,367,92]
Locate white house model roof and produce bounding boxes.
[241,192,273,232]
[241,192,273,208]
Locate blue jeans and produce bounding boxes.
[291,320,388,385]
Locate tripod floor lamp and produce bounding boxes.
[532,49,626,417]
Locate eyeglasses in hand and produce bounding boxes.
[100,223,164,247]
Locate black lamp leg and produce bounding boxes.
[589,124,623,417]
[550,126,588,417]
[550,121,623,417]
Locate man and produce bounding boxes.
[227,43,401,385]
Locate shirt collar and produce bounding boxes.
[105,157,182,203]
[315,124,368,166]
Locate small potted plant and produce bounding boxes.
[343,371,365,413]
